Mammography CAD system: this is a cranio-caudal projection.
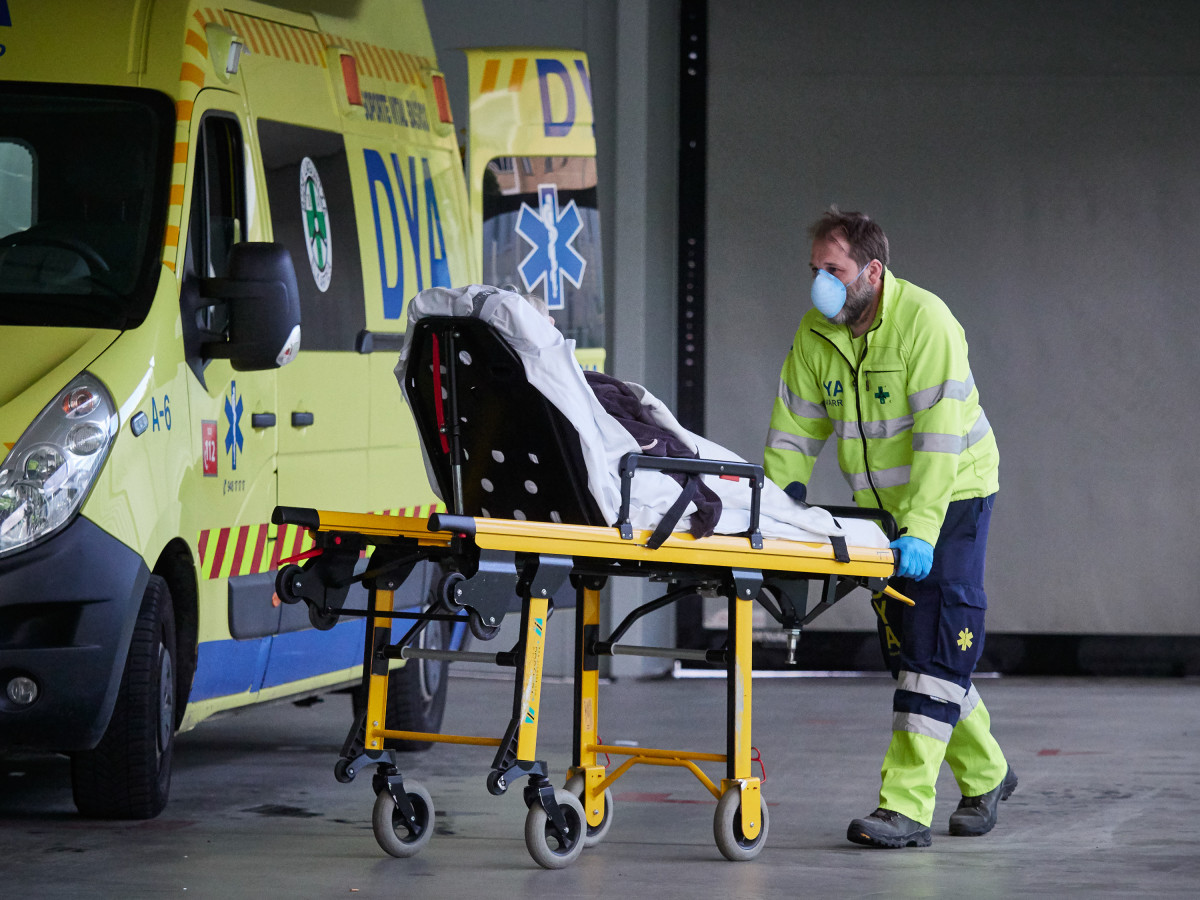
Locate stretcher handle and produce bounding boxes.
[616,452,764,549]
[883,585,916,607]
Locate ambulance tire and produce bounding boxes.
[71,576,176,819]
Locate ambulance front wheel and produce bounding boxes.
[70,575,175,819]
[713,787,769,862]
[372,780,435,858]
[564,774,614,847]
[524,788,586,869]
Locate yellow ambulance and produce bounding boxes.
[0,0,602,818]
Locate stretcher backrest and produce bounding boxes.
[404,315,605,526]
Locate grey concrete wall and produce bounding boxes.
[423,0,1200,638]
[705,0,1200,634]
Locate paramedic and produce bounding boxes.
[764,207,1015,848]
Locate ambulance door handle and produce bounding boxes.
[251,413,276,429]
[291,412,314,427]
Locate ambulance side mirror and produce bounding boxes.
[199,242,302,371]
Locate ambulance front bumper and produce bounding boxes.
[0,515,149,751]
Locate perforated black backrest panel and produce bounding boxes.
[405,316,606,526]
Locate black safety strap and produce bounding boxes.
[646,476,701,550]
[830,532,850,563]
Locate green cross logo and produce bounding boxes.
[299,157,332,292]
[305,180,327,269]
[874,385,890,404]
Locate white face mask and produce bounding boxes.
[811,263,869,318]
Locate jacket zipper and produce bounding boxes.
[813,329,885,510]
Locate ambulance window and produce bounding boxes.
[0,84,174,328]
[0,141,34,237]
[191,115,245,280]
[256,119,365,351]
[481,155,605,351]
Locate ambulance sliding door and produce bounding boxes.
[258,120,371,515]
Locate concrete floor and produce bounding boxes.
[3,672,1199,898]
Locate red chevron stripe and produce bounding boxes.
[229,526,249,575]
[251,523,269,573]
[209,527,231,577]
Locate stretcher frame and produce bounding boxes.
[271,312,910,868]
[272,496,905,867]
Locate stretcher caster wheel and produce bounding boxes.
[308,603,339,631]
[564,774,614,847]
[436,570,465,606]
[713,787,769,861]
[486,770,508,795]
[468,611,500,642]
[373,781,435,858]
[275,564,303,604]
[524,788,586,869]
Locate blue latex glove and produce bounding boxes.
[889,535,934,581]
[783,481,807,503]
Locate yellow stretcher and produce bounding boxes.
[272,314,910,868]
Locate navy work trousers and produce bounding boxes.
[877,494,996,689]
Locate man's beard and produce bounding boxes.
[830,276,874,326]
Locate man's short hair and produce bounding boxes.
[809,206,890,268]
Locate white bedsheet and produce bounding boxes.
[396,285,889,550]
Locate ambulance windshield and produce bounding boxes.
[0,83,174,329]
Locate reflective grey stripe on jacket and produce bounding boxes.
[847,465,911,492]
[778,381,827,419]
[766,427,826,458]
[908,372,976,412]
[912,409,992,455]
[835,415,914,441]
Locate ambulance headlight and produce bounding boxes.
[0,373,118,557]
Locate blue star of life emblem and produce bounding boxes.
[515,184,586,310]
[224,381,243,470]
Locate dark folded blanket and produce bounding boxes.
[584,370,721,539]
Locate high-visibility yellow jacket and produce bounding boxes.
[765,269,998,546]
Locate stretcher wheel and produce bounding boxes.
[713,787,769,862]
[564,774,614,847]
[436,570,465,606]
[274,564,303,604]
[486,770,508,795]
[308,602,339,631]
[467,611,500,641]
[372,780,435,858]
[524,788,586,869]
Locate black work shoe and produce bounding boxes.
[846,808,932,848]
[948,765,1018,837]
